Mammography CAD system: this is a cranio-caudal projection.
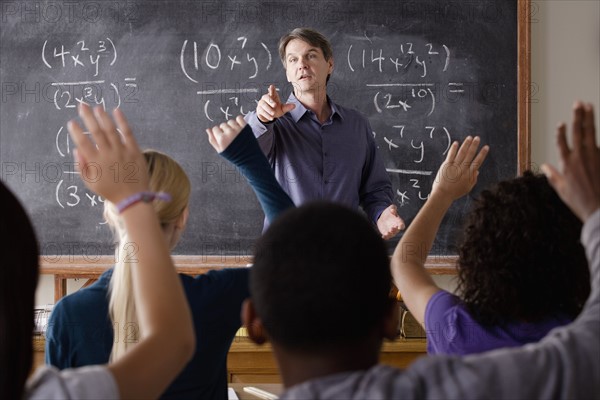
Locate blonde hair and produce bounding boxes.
[106,149,191,362]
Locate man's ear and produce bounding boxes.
[382,298,401,340]
[242,299,268,345]
[327,56,334,74]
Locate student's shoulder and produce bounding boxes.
[179,267,250,289]
[178,268,250,307]
[57,277,109,304]
[26,365,118,399]
[426,290,460,311]
[425,290,469,325]
[53,291,103,316]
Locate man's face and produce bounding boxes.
[284,39,333,95]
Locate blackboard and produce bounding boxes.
[0,0,529,264]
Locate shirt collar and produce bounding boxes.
[286,92,344,123]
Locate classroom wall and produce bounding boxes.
[34,1,600,306]
[530,0,600,170]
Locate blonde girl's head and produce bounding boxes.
[105,149,191,362]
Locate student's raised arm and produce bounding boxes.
[391,136,489,325]
[206,115,295,222]
[542,102,600,221]
[67,104,195,399]
[417,103,600,399]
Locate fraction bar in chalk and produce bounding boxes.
[51,80,105,86]
[366,83,435,87]
[386,168,433,176]
[197,88,260,95]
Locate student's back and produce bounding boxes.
[46,270,113,367]
[422,172,588,355]
[170,269,249,399]
[47,268,249,399]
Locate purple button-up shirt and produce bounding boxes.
[245,93,393,227]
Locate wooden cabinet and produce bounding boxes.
[33,334,426,383]
[35,261,428,381]
[226,336,426,383]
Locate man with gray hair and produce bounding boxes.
[245,28,404,239]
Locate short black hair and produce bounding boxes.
[250,202,390,352]
[457,171,590,326]
[0,181,39,399]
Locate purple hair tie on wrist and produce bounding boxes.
[116,191,172,214]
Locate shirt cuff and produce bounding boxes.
[244,112,271,135]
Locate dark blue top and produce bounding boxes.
[245,93,393,226]
[47,268,249,399]
[45,124,294,399]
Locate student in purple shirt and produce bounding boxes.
[393,107,591,355]
[245,27,404,239]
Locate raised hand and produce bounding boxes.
[391,136,488,324]
[67,104,149,203]
[432,136,489,201]
[206,115,247,153]
[256,84,296,123]
[542,102,600,221]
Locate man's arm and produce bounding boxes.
[359,121,404,238]
[244,85,296,155]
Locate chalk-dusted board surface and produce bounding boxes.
[0,1,528,259]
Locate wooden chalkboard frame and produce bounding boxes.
[37,0,531,277]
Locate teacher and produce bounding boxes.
[245,27,404,239]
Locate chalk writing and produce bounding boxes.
[347,42,450,77]
[42,37,131,218]
[51,79,136,111]
[180,37,272,83]
[42,38,117,76]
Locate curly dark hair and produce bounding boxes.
[456,171,590,327]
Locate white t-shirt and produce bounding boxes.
[26,365,118,399]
